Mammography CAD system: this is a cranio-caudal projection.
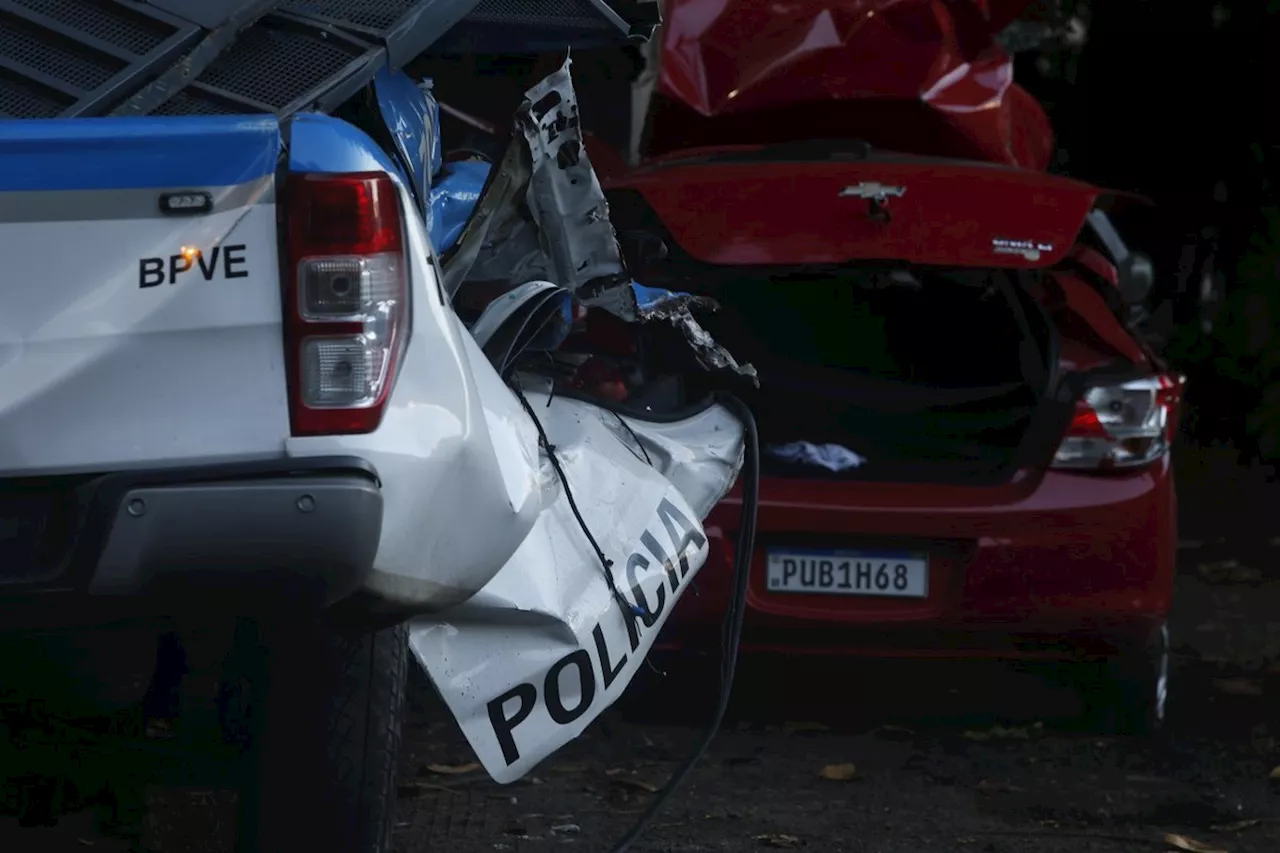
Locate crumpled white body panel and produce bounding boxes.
[409,389,744,783]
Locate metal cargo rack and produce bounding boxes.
[0,0,659,119]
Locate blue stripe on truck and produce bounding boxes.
[0,115,281,192]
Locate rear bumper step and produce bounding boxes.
[0,456,382,623]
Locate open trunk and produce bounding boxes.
[691,265,1060,484]
[602,155,1103,485]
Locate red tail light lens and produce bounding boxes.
[1052,373,1185,471]
[283,172,410,436]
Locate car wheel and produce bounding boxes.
[1079,622,1169,737]
[235,617,409,853]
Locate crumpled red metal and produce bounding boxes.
[651,0,1052,170]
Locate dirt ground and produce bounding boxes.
[4,447,1280,853]
[392,447,1280,853]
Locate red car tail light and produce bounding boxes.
[283,172,410,436]
[1051,373,1185,471]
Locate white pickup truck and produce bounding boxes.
[0,3,752,851]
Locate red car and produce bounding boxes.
[584,0,1182,733]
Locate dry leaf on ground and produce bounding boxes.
[962,722,1043,741]
[1210,819,1261,832]
[1213,678,1264,697]
[425,761,481,775]
[784,721,830,733]
[1196,560,1262,584]
[818,763,857,781]
[755,834,802,848]
[1164,832,1227,853]
[1268,765,1280,780]
[872,724,916,736]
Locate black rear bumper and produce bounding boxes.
[0,456,381,629]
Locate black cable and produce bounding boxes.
[511,382,644,619]
[508,381,761,849]
[607,392,760,853]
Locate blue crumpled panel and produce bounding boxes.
[428,160,492,254]
[584,281,757,384]
[423,82,442,180]
[373,69,444,212]
[631,282,684,312]
[626,281,718,320]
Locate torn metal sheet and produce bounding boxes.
[632,282,717,318]
[442,61,755,384]
[578,280,758,385]
[576,279,712,320]
[632,286,760,385]
[443,57,626,295]
[675,309,759,384]
[409,387,745,783]
[518,58,628,292]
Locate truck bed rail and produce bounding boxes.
[0,0,657,119]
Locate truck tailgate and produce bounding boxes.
[0,116,289,476]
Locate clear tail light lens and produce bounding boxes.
[301,337,382,407]
[298,254,402,320]
[1052,373,1185,471]
[284,172,410,436]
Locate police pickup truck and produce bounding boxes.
[0,2,751,850]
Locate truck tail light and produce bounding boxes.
[1051,373,1185,471]
[283,172,410,436]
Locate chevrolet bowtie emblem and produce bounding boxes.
[839,182,907,201]
[839,182,905,223]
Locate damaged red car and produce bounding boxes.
[581,0,1184,733]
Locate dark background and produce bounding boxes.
[1016,0,1280,457]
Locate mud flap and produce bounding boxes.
[408,389,744,782]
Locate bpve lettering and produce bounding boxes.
[139,244,249,287]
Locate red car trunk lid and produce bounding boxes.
[652,0,1054,169]
[606,149,1101,269]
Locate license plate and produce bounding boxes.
[765,549,928,597]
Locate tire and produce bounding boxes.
[235,617,409,853]
[1078,622,1169,737]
